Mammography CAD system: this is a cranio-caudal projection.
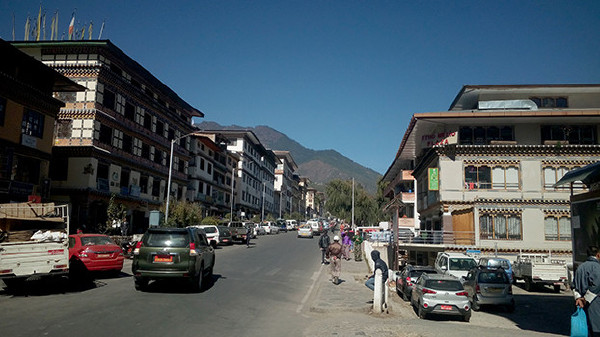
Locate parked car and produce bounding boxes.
[396,265,437,301]
[262,222,279,234]
[307,220,322,235]
[297,224,314,239]
[262,222,272,234]
[194,225,219,248]
[276,219,288,232]
[227,222,248,243]
[285,219,298,230]
[132,227,215,292]
[461,266,515,312]
[478,257,514,284]
[411,273,471,322]
[251,223,266,236]
[434,252,478,280]
[216,226,234,245]
[242,222,257,238]
[69,234,124,274]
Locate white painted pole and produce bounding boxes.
[374,269,383,313]
[165,139,175,224]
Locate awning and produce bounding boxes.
[554,161,600,187]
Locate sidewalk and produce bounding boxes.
[309,240,391,314]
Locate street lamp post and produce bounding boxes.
[230,166,235,223]
[165,131,199,224]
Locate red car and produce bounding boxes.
[69,234,124,273]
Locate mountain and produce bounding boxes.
[196,121,382,194]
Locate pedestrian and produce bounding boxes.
[572,246,600,336]
[246,225,253,248]
[318,229,331,264]
[342,229,351,260]
[326,235,343,285]
[353,229,364,261]
[121,217,129,236]
[365,250,388,291]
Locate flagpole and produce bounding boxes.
[12,13,15,41]
[98,20,105,39]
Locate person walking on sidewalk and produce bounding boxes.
[572,246,600,336]
[326,235,343,285]
[341,229,352,260]
[318,229,331,264]
[246,225,253,248]
[365,250,388,291]
[352,229,364,261]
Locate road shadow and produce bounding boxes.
[0,276,108,297]
[140,273,224,294]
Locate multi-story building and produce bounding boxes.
[13,40,203,233]
[273,150,298,218]
[188,132,238,217]
[383,84,600,267]
[0,39,83,203]
[210,130,278,220]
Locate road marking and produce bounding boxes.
[296,268,322,313]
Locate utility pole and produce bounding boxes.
[352,177,355,229]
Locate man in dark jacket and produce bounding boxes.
[318,229,331,264]
[365,250,388,291]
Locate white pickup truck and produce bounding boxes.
[0,202,70,289]
[512,253,568,292]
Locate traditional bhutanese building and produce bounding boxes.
[0,39,83,203]
[383,84,600,267]
[12,40,203,233]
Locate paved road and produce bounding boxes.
[0,231,322,337]
[0,231,575,337]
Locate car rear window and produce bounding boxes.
[410,270,437,278]
[202,227,217,233]
[143,231,190,247]
[81,236,114,246]
[425,279,463,291]
[449,258,477,271]
[478,271,509,284]
[487,259,510,269]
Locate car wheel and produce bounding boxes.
[191,265,204,292]
[463,313,471,322]
[417,303,426,319]
[524,277,533,292]
[507,299,516,313]
[134,277,148,291]
[553,284,561,293]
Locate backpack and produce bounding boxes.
[319,234,330,248]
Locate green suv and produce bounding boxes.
[132,227,215,292]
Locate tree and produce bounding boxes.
[160,200,203,227]
[201,216,220,226]
[324,179,382,226]
[104,194,126,234]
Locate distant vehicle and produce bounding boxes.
[307,220,322,235]
[227,222,248,243]
[395,265,437,301]
[132,227,215,292]
[434,252,478,280]
[478,257,514,284]
[297,224,313,239]
[276,219,287,232]
[512,253,568,292]
[216,226,233,245]
[411,273,471,322]
[461,266,515,312]
[69,234,124,275]
[251,223,265,236]
[285,219,297,230]
[193,225,219,248]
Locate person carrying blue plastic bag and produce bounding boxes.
[572,246,600,336]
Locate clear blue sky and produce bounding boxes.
[3,1,600,174]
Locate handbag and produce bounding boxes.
[571,307,588,337]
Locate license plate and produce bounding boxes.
[440,305,452,311]
[154,255,173,263]
[488,287,502,293]
[97,254,110,258]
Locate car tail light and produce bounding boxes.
[0,269,13,274]
[189,243,198,256]
[54,264,68,270]
[77,249,88,258]
[476,284,481,293]
[406,277,412,286]
[422,288,437,294]
[423,302,429,308]
[464,305,470,311]
[455,291,468,296]
[133,241,143,256]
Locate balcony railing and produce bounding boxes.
[369,229,476,246]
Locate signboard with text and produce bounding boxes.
[428,168,439,191]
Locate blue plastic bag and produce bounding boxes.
[571,307,588,337]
